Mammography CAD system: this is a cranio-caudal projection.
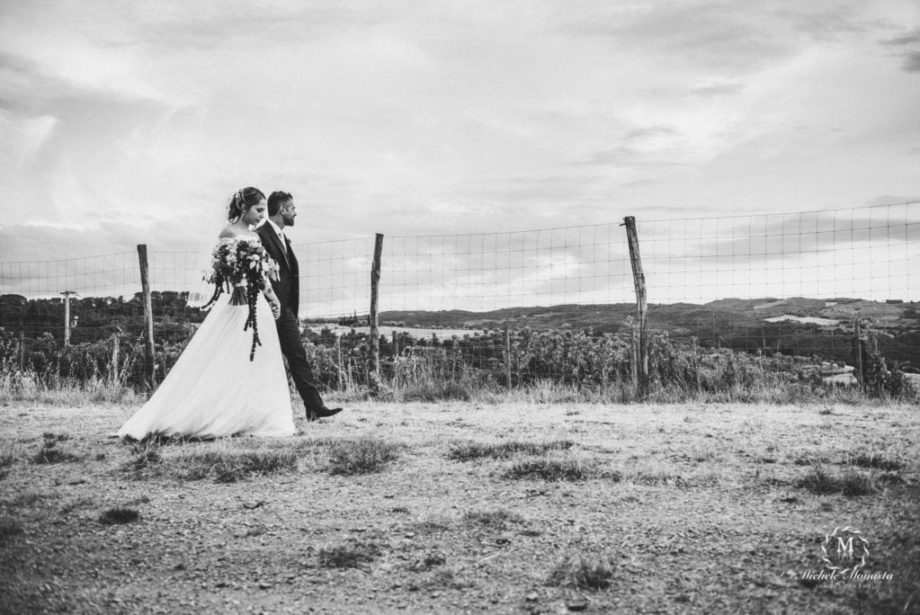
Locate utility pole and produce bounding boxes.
[61,291,77,348]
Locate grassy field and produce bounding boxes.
[1,399,918,614]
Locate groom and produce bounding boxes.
[258,191,343,421]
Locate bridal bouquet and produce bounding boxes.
[202,237,279,360]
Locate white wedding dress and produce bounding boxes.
[117,291,295,440]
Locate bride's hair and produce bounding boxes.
[227,187,266,221]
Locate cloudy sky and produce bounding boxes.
[1,1,919,309]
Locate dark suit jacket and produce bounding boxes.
[257,223,299,318]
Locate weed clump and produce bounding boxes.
[448,440,575,462]
[796,466,840,495]
[462,509,524,529]
[848,453,902,472]
[317,541,381,569]
[547,554,616,590]
[98,508,140,525]
[840,471,876,496]
[122,441,163,477]
[0,517,24,539]
[796,466,876,497]
[172,450,298,482]
[327,438,401,475]
[31,433,80,465]
[0,451,17,468]
[503,458,594,482]
[0,451,15,480]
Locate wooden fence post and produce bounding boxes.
[110,333,120,385]
[336,335,345,391]
[18,329,25,371]
[61,290,76,348]
[853,316,863,388]
[623,217,649,397]
[504,323,512,390]
[369,234,384,387]
[630,324,638,390]
[692,336,701,393]
[137,244,156,390]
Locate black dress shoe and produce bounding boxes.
[307,406,343,421]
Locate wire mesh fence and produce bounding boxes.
[1,201,918,396]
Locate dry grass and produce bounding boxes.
[166,450,299,482]
[795,466,877,497]
[0,374,140,406]
[30,433,81,465]
[502,458,597,481]
[447,439,575,461]
[846,452,903,471]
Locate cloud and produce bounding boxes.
[1,0,919,307]
[691,82,745,98]
[881,30,920,46]
[556,1,806,75]
[880,29,920,72]
[624,125,680,140]
[903,51,920,72]
[658,207,920,266]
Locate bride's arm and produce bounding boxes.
[262,277,281,319]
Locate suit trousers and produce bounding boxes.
[274,308,325,413]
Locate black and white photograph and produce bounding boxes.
[1,1,918,613]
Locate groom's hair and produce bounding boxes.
[267,191,293,216]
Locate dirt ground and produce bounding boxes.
[1,399,918,614]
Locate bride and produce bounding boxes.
[117,187,296,440]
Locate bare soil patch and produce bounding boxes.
[1,400,918,614]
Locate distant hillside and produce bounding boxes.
[377,298,920,369]
[380,298,917,332]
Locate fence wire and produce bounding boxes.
[1,202,917,391]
